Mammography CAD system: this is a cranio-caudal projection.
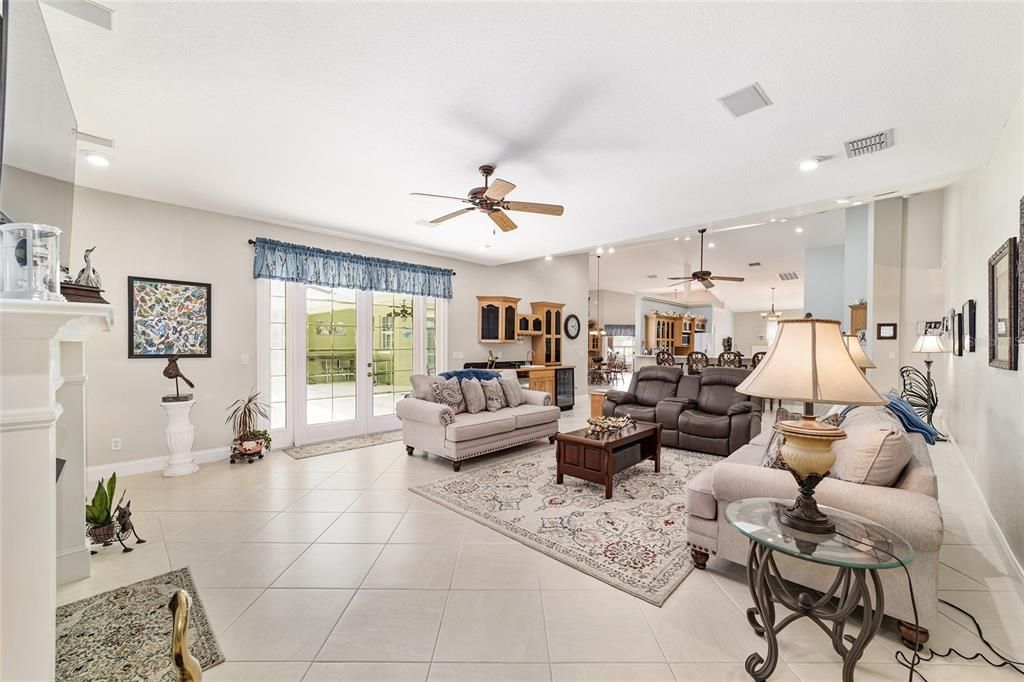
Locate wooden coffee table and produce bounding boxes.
[555,421,662,498]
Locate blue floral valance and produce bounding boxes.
[252,238,454,299]
[604,324,636,337]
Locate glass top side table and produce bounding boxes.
[725,498,914,682]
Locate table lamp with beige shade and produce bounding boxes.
[737,319,886,534]
[843,333,876,373]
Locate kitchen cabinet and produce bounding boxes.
[530,301,564,365]
[477,296,520,343]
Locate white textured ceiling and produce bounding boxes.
[591,208,847,313]
[40,1,1023,266]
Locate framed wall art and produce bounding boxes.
[952,312,963,357]
[128,276,212,358]
[876,323,898,341]
[962,299,976,353]
[987,237,1018,370]
[1019,197,1024,341]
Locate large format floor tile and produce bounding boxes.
[543,590,664,663]
[219,588,354,661]
[434,590,549,662]
[361,543,459,589]
[272,543,383,588]
[317,589,447,662]
[68,419,1024,680]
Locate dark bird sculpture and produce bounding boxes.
[163,355,195,401]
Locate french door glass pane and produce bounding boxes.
[269,281,288,429]
[373,292,414,417]
[426,298,437,376]
[306,286,358,425]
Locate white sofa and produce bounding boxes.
[396,370,561,471]
[685,406,943,649]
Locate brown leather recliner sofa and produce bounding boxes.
[603,366,761,456]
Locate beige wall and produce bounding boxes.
[731,309,803,356]
[588,289,635,326]
[70,187,588,467]
[940,93,1024,566]
[1,165,75,263]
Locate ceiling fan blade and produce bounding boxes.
[484,179,516,200]
[410,192,472,203]
[710,275,745,282]
[503,201,564,216]
[666,276,693,281]
[488,209,517,232]
[429,207,475,224]
[701,279,715,289]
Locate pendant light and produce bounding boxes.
[761,287,781,321]
[591,254,606,336]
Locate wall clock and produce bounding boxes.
[564,314,581,339]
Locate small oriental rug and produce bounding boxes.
[56,567,223,681]
[284,429,404,460]
[410,444,718,605]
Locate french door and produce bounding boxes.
[288,285,444,446]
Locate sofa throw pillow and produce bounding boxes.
[761,431,788,471]
[499,377,525,407]
[431,376,466,414]
[480,378,507,412]
[831,422,913,486]
[440,369,502,383]
[411,375,444,402]
[461,378,486,415]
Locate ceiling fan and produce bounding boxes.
[667,228,745,289]
[410,165,564,233]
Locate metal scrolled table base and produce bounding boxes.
[742,541,885,682]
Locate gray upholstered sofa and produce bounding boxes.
[685,406,943,648]
[603,366,762,455]
[396,370,560,471]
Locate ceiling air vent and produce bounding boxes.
[777,271,800,282]
[844,129,894,158]
[873,190,898,198]
[718,83,773,118]
[748,262,761,267]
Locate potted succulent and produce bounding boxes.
[226,389,272,461]
[85,473,124,545]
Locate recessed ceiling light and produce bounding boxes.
[795,227,804,233]
[82,151,110,168]
[608,247,615,254]
[852,201,863,206]
[674,237,679,241]
[684,236,691,241]
[798,156,827,172]
[835,198,850,204]
[769,218,777,223]
[596,247,604,254]
[708,243,716,248]
[544,255,552,261]
[779,218,787,223]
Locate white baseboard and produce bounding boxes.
[946,434,1024,592]
[56,544,91,585]
[86,446,230,482]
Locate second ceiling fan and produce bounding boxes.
[667,228,745,289]
[410,165,564,233]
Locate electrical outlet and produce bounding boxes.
[111,438,122,451]
[240,354,250,365]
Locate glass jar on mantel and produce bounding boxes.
[0,223,65,301]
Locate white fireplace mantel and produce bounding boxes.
[0,299,113,681]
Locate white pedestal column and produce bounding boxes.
[0,300,113,682]
[162,400,198,477]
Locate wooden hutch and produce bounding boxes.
[644,312,706,355]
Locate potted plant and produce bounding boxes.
[226,389,272,457]
[85,473,123,544]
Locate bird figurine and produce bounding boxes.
[74,246,103,289]
[162,355,195,402]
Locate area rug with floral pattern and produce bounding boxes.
[56,567,223,681]
[409,444,719,605]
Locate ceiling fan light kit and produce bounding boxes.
[411,165,564,234]
[667,228,746,290]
